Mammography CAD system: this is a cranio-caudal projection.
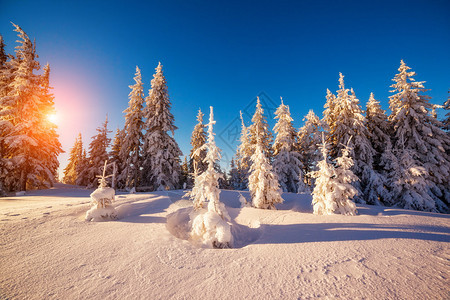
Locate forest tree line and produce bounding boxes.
[64,57,449,213]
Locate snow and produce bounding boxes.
[190,209,233,248]
[90,187,115,202]
[85,205,118,222]
[1,184,449,299]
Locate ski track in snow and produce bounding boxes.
[0,185,449,299]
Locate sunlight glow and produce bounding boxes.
[47,113,58,124]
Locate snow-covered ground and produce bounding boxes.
[1,184,449,299]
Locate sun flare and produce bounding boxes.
[47,113,58,124]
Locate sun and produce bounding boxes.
[47,113,58,124]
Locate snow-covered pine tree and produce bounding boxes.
[228,157,241,190]
[2,24,41,190]
[141,62,182,190]
[444,92,450,158]
[323,73,379,204]
[180,156,189,189]
[85,160,117,222]
[389,138,436,211]
[189,106,232,248]
[0,24,62,190]
[389,60,450,212]
[443,91,450,133]
[34,63,62,186]
[188,108,207,186]
[249,128,283,209]
[75,148,89,186]
[237,111,252,189]
[190,106,225,211]
[110,128,125,189]
[0,34,9,98]
[63,133,83,184]
[0,35,7,66]
[84,116,111,188]
[272,98,303,193]
[119,66,145,189]
[322,89,337,135]
[249,96,273,159]
[312,136,357,215]
[365,93,394,205]
[311,136,334,215]
[217,164,229,189]
[332,140,358,215]
[0,35,12,193]
[297,110,322,188]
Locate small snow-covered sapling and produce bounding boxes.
[85,160,117,221]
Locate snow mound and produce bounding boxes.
[166,204,262,248]
[166,205,233,249]
[85,206,117,222]
[190,209,233,248]
[238,192,251,207]
[166,207,192,240]
[85,187,117,221]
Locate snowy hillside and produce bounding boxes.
[1,184,449,299]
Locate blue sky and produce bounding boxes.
[1,0,449,174]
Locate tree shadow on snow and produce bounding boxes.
[357,205,450,219]
[254,222,450,245]
[116,196,171,223]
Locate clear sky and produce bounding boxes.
[1,0,449,176]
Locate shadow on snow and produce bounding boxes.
[254,222,450,245]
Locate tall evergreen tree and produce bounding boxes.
[141,62,182,190]
[1,24,41,190]
[249,128,283,209]
[272,98,303,193]
[120,66,145,189]
[189,108,207,186]
[35,63,62,186]
[189,106,232,248]
[390,142,435,211]
[249,96,273,159]
[228,157,241,190]
[0,35,7,66]
[365,93,393,204]
[388,60,450,212]
[0,34,12,193]
[322,89,337,136]
[216,163,229,189]
[236,111,252,189]
[180,156,189,188]
[312,136,358,216]
[84,116,111,188]
[75,148,89,186]
[110,128,125,189]
[443,91,450,133]
[366,93,391,169]
[324,73,379,204]
[0,24,62,190]
[190,107,225,213]
[297,110,322,188]
[63,133,83,185]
